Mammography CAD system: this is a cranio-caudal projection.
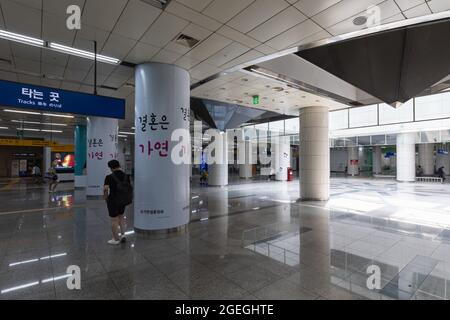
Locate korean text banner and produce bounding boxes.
[0,80,125,119]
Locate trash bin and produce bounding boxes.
[287,167,293,181]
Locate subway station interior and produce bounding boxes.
[0,0,450,301]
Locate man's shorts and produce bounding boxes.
[107,200,126,218]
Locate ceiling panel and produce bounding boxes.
[264,19,323,50]
[190,61,221,79]
[74,24,111,49]
[101,33,137,60]
[125,42,160,64]
[81,0,127,31]
[40,50,69,68]
[221,49,264,69]
[42,0,86,18]
[11,43,42,61]
[205,42,250,67]
[0,39,12,60]
[174,55,202,70]
[14,57,41,75]
[41,63,66,79]
[184,33,232,62]
[0,70,18,82]
[176,0,215,12]
[227,0,290,34]
[216,25,261,48]
[248,6,307,42]
[394,0,425,11]
[42,12,77,44]
[202,0,254,23]
[404,3,432,18]
[113,0,161,40]
[66,56,94,72]
[140,12,189,47]
[2,0,42,38]
[428,0,450,13]
[166,1,222,31]
[312,0,385,28]
[294,0,342,17]
[152,48,183,64]
[326,0,401,36]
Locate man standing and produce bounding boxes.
[104,160,133,245]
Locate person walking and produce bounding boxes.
[32,163,42,184]
[47,165,59,193]
[104,160,133,245]
[437,166,446,182]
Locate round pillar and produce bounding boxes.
[299,106,329,201]
[396,132,416,182]
[372,146,382,175]
[134,63,190,232]
[74,125,87,188]
[347,147,359,176]
[209,132,228,186]
[418,144,434,176]
[274,136,291,181]
[86,117,118,196]
[239,139,253,179]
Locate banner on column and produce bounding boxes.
[86,117,118,196]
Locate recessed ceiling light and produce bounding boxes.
[17,128,40,132]
[241,78,248,82]
[353,16,367,26]
[0,126,8,130]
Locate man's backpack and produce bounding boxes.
[111,173,133,206]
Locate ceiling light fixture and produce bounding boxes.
[17,128,40,132]
[42,113,74,119]
[49,42,120,65]
[119,131,135,135]
[0,126,8,129]
[41,129,63,133]
[11,120,67,126]
[0,29,44,47]
[4,109,41,115]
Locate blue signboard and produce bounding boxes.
[438,149,449,155]
[0,80,125,119]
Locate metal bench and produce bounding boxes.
[416,176,443,183]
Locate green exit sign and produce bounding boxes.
[252,95,259,105]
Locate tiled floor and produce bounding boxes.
[0,176,450,300]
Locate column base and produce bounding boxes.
[134,225,187,239]
[297,197,329,202]
[74,175,87,189]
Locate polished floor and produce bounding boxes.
[0,176,449,300]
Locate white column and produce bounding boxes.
[209,132,228,186]
[372,146,382,175]
[347,147,359,176]
[86,117,118,196]
[299,106,329,201]
[274,136,291,181]
[43,146,52,172]
[418,144,434,175]
[239,139,253,179]
[134,63,190,232]
[396,132,416,182]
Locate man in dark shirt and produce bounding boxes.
[104,160,130,245]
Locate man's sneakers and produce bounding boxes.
[107,239,121,245]
[120,235,127,243]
